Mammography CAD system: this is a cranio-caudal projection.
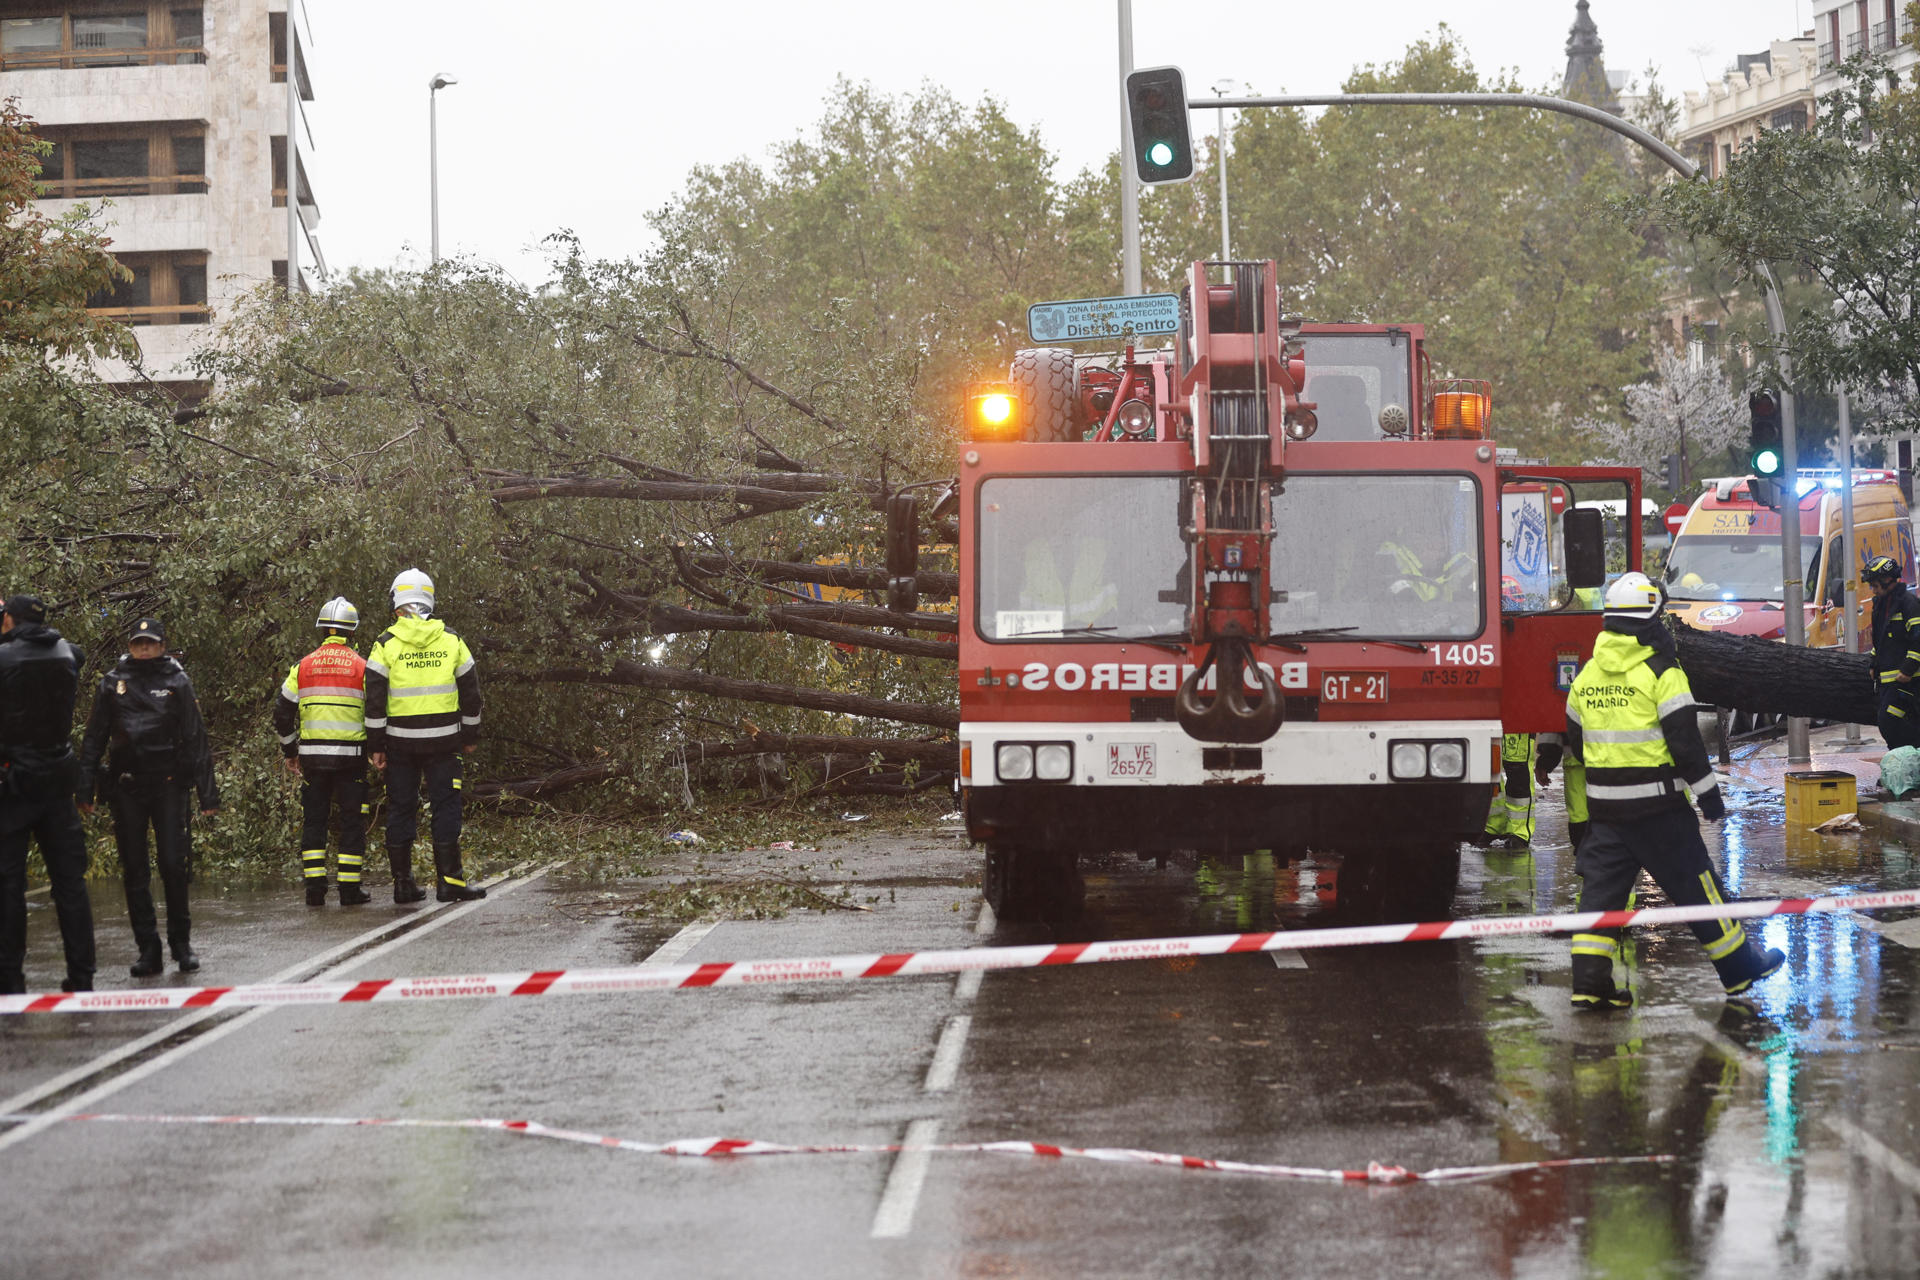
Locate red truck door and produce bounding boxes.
[1497,467,1644,734]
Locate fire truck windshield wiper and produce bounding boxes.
[1267,626,1359,652]
[1051,626,1190,655]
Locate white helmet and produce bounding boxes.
[1603,572,1662,619]
[316,596,359,632]
[391,568,435,616]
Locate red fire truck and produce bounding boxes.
[927,261,1642,922]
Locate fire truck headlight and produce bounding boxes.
[1389,742,1430,780]
[1034,743,1073,781]
[1427,742,1465,779]
[996,743,1035,781]
[1116,399,1154,438]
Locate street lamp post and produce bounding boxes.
[1213,79,1235,260]
[429,72,457,264]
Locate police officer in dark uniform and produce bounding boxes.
[1865,556,1920,750]
[0,595,94,994]
[78,618,220,977]
[1563,574,1785,1011]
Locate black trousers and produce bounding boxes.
[1572,806,1764,994]
[111,777,191,956]
[0,793,95,990]
[1878,683,1920,751]
[384,752,462,853]
[300,765,368,882]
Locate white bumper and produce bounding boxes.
[962,720,1501,788]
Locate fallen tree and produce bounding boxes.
[1673,622,1877,724]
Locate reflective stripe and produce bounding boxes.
[1570,932,1618,957]
[443,876,466,887]
[1687,775,1717,797]
[1706,924,1749,960]
[390,683,458,700]
[1656,693,1694,718]
[338,854,363,866]
[303,719,365,734]
[299,744,362,757]
[363,716,387,729]
[278,688,298,705]
[298,685,365,700]
[1580,727,1663,745]
[460,715,482,726]
[455,658,475,677]
[365,659,388,677]
[1566,703,1584,725]
[386,723,460,739]
[1585,780,1677,800]
[277,732,298,745]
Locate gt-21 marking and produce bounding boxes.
[1432,643,1495,667]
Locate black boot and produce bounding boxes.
[174,947,200,974]
[130,940,163,978]
[389,845,426,904]
[60,973,93,993]
[338,882,372,906]
[434,843,486,902]
[306,879,329,907]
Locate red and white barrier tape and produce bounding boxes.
[6,886,1916,1016]
[0,1111,1672,1185]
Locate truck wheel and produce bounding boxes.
[984,844,1084,923]
[1009,348,1080,442]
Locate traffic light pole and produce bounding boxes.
[1207,88,1812,761]
[1117,0,1141,296]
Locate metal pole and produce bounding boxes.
[1215,84,1230,261]
[1210,89,1812,760]
[286,20,299,292]
[1117,0,1140,295]
[430,85,440,264]
[1838,388,1862,744]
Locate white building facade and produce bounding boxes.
[1812,0,1918,89]
[1679,39,1821,181]
[0,0,322,396]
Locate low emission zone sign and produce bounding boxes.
[1027,293,1181,344]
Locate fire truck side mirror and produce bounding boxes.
[1563,508,1606,590]
[886,493,920,613]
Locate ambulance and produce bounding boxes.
[1661,470,1915,647]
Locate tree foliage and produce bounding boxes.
[1573,345,1744,490]
[1639,56,1920,427]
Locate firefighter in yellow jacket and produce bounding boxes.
[365,569,485,903]
[274,598,372,906]
[1562,573,1784,1011]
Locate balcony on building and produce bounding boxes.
[0,4,213,128]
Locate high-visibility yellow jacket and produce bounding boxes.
[1564,628,1717,822]
[274,635,366,766]
[364,615,481,756]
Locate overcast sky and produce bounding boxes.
[301,0,1814,284]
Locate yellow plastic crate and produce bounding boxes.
[1784,770,1857,827]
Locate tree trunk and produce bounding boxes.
[1673,623,1877,724]
[519,659,959,729]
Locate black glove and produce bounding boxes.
[1698,786,1726,821]
[1534,742,1563,788]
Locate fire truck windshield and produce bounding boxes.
[976,475,1187,641]
[1269,473,1484,640]
[1296,334,1415,442]
[1662,535,1788,601]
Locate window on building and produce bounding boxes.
[266,12,312,98]
[86,251,208,325]
[1721,142,1734,173]
[0,4,204,70]
[1769,105,1808,132]
[270,135,316,212]
[35,124,208,198]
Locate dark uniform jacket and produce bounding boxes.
[78,654,219,808]
[0,622,86,803]
[1870,583,1920,686]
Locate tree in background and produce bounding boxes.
[1573,345,1744,490]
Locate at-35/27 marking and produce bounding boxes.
[1419,669,1480,686]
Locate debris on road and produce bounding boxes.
[666,830,703,844]
[1813,812,1863,833]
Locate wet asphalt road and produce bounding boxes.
[2,776,1919,1279]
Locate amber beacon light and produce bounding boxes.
[966,383,1020,439]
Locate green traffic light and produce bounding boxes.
[1146,140,1175,168]
[1754,448,1782,476]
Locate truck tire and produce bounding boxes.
[1009,348,1080,443]
[984,843,1084,923]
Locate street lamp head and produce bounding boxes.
[429,72,457,91]
[1212,78,1239,97]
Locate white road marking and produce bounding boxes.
[1271,949,1307,969]
[870,1118,939,1239]
[1745,873,1920,948]
[1829,1116,1920,1196]
[974,903,995,935]
[0,866,551,1153]
[954,969,983,1000]
[924,1015,971,1093]
[641,921,717,966]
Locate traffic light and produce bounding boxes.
[1748,391,1783,478]
[1125,66,1194,184]
[1663,452,1683,491]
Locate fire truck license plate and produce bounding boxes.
[1107,743,1156,778]
[1320,671,1390,703]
